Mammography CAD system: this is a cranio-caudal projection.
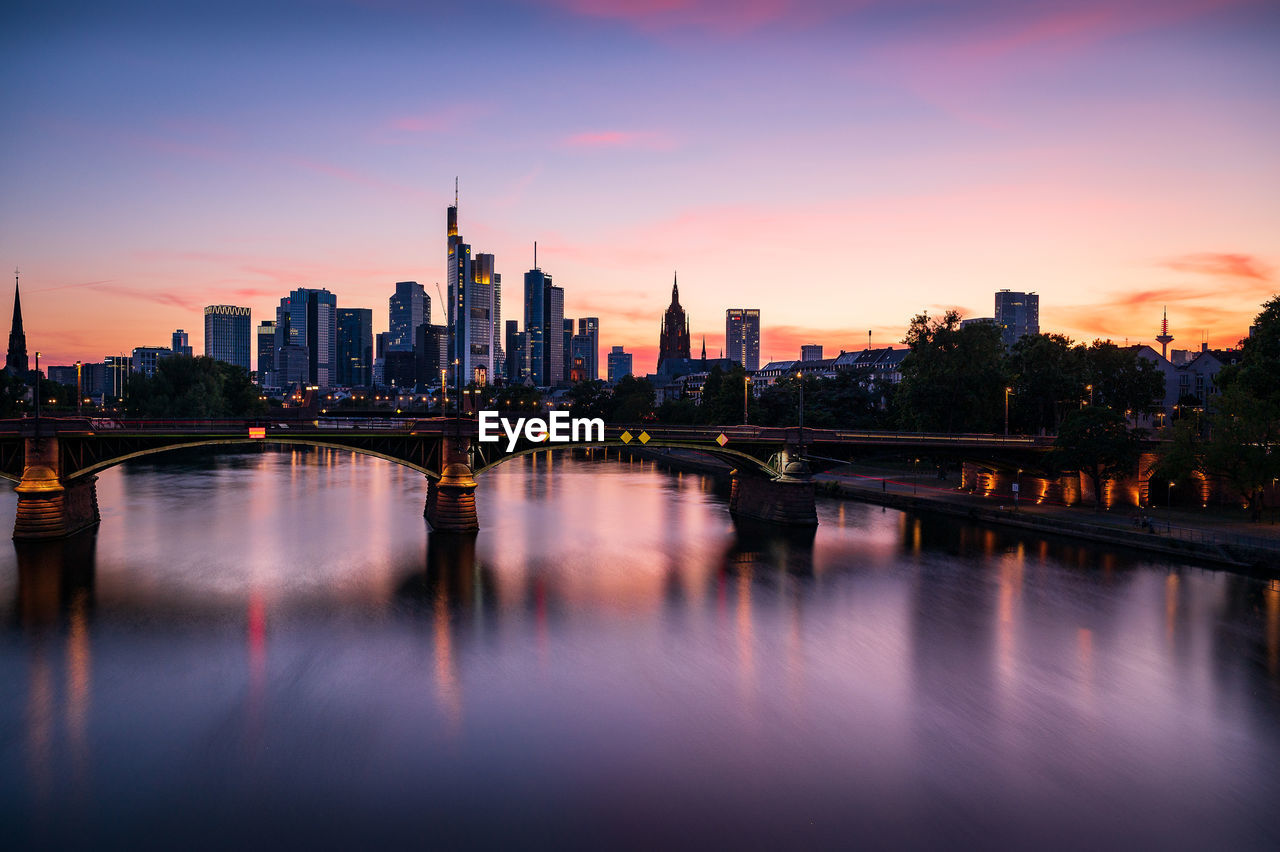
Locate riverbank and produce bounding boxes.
[819,467,1280,576]
[627,448,1279,575]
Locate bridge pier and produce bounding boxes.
[729,447,817,528]
[425,434,479,532]
[13,437,100,540]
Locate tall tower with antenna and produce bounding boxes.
[1155,307,1174,360]
[6,267,28,376]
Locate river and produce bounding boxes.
[1,447,1278,849]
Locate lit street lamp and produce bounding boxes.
[743,375,751,425]
[35,351,41,420]
[1004,386,1012,436]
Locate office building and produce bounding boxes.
[563,319,574,383]
[388,281,427,351]
[725,309,760,371]
[447,198,496,388]
[523,258,563,387]
[577,317,599,380]
[607,346,633,383]
[415,323,447,388]
[131,346,171,378]
[256,321,276,384]
[275,288,337,389]
[503,320,524,384]
[800,344,823,361]
[171,330,192,357]
[337,308,373,387]
[657,273,691,371]
[204,305,252,371]
[994,290,1039,346]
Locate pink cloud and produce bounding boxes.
[560,130,676,150]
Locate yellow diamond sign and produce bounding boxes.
[716,433,729,446]
[638,431,651,444]
[620,431,633,444]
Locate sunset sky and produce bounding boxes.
[2,0,1277,371]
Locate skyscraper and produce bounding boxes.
[204,305,251,371]
[275,289,337,389]
[415,323,447,389]
[523,255,564,387]
[171,329,192,357]
[388,281,427,351]
[725,309,760,371]
[578,317,599,380]
[256,320,276,383]
[447,194,496,388]
[6,271,27,376]
[994,290,1039,347]
[658,273,691,371]
[337,308,373,387]
[504,320,525,384]
[563,318,574,384]
[607,346,633,383]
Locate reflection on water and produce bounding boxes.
[0,447,1278,849]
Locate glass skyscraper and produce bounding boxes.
[203,305,251,371]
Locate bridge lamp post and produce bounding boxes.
[76,361,82,415]
[1167,480,1174,531]
[743,375,751,425]
[35,351,40,420]
[1004,387,1013,436]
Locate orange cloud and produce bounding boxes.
[1161,252,1273,281]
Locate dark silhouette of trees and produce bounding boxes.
[124,356,266,418]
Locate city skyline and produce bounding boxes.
[2,0,1277,368]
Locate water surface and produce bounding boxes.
[1,448,1278,849]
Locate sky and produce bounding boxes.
[1,0,1278,371]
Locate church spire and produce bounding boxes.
[701,336,706,360]
[6,267,28,376]
[671,271,679,306]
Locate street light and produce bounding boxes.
[76,361,82,415]
[743,375,751,425]
[1004,386,1012,436]
[1167,480,1174,531]
[35,351,41,420]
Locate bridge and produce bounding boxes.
[0,416,1057,539]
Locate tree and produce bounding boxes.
[896,310,1006,432]
[1082,341,1165,417]
[124,356,267,418]
[1007,333,1084,434]
[1052,406,1142,512]
[1203,297,1280,518]
[608,376,655,422]
[566,380,610,421]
